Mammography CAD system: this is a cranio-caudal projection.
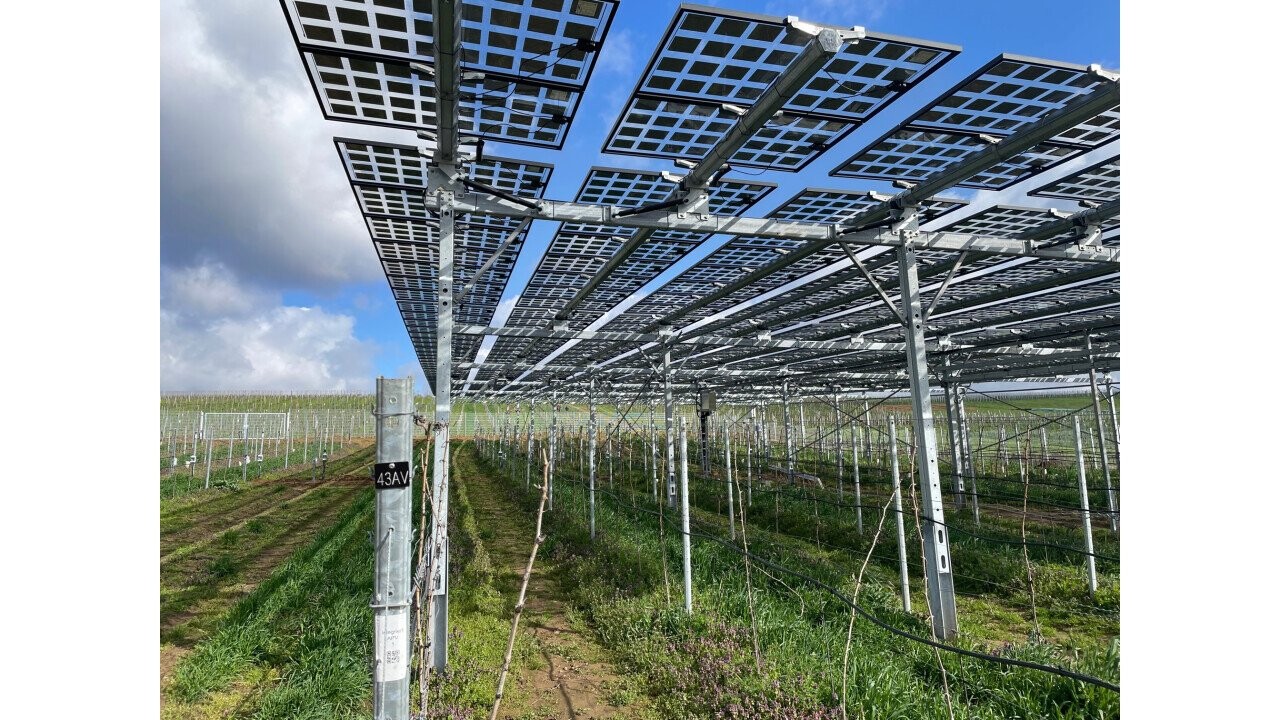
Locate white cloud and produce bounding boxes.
[160,0,381,290]
[596,29,635,77]
[161,262,377,391]
[162,260,275,319]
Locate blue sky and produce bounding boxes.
[160,0,1119,393]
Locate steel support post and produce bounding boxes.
[1104,377,1120,464]
[284,411,292,469]
[724,420,735,541]
[1086,337,1118,534]
[241,414,250,485]
[957,387,979,524]
[699,410,710,476]
[863,400,872,459]
[588,378,598,540]
[782,379,795,485]
[1072,417,1099,596]
[834,388,844,502]
[426,188,456,674]
[525,401,534,490]
[679,417,693,613]
[204,429,213,489]
[888,417,911,613]
[998,425,1008,472]
[941,380,964,507]
[848,423,863,533]
[664,349,677,509]
[896,241,958,640]
[799,403,807,449]
[549,392,557,511]
[372,376,414,720]
[650,408,658,502]
[747,407,755,507]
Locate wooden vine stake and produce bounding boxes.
[490,448,551,720]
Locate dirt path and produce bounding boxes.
[465,465,650,720]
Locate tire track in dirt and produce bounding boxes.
[461,448,648,720]
[160,443,375,556]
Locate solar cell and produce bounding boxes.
[1030,156,1120,202]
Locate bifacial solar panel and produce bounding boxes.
[285,0,617,85]
[939,205,1067,238]
[472,167,776,385]
[833,127,1086,190]
[602,5,960,171]
[336,137,554,194]
[305,52,580,144]
[637,7,958,120]
[832,54,1118,188]
[768,187,966,224]
[284,1,618,147]
[334,137,553,389]
[1030,156,1120,203]
[939,205,1120,246]
[906,54,1118,147]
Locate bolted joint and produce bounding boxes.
[1076,223,1103,249]
[891,204,921,238]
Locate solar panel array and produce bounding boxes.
[472,167,776,385]
[282,1,1120,395]
[284,0,617,146]
[1031,155,1120,202]
[832,54,1120,189]
[334,136,553,380]
[602,4,960,170]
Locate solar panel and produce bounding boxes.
[638,7,957,119]
[832,127,1085,189]
[940,205,1066,237]
[601,5,959,171]
[906,54,1117,146]
[282,3,1120,394]
[603,97,852,170]
[768,187,966,224]
[284,0,616,86]
[284,1,618,147]
[832,54,1118,187]
[332,138,553,389]
[1030,156,1120,202]
[305,52,579,144]
[336,138,554,194]
[939,205,1120,245]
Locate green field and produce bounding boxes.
[160,389,1118,719]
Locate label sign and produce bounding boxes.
[374,610,407,682]
[372,461,411,489]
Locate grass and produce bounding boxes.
[165,485,377,718]
[163,439,536,719]
[160,439,373,500]
[475,435,1119,720]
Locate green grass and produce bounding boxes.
[475,436,1119,720]
[166,486,376,717]
[164,439,532,719]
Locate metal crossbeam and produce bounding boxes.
[425,190,1119,263]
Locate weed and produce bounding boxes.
[206,553,239,579]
